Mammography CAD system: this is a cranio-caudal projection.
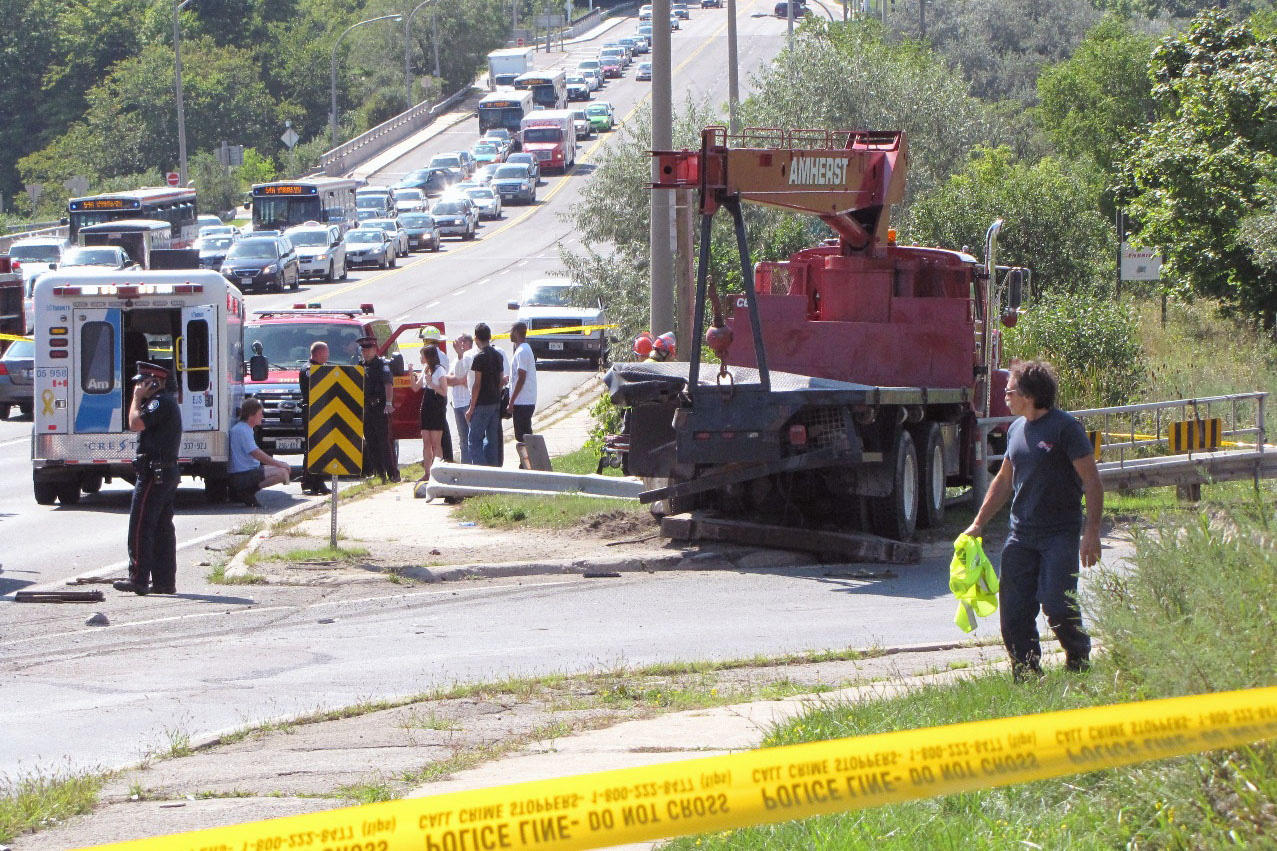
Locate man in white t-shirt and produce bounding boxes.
[507,322,538,454]
[445,333,474,462]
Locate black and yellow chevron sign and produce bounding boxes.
[1169,418,1222,454]
[307,365,365,476]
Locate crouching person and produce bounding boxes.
[229,397,292,507]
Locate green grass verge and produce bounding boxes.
[666,506,1277,850]
[551,445,622,476]
[0,771,105,843]
[452,493,643,529]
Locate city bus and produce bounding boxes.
[513,69,567,110]
[250,177,360,234]
[477,90,536,141]
[66,187,199,247]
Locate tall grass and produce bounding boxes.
[665,506,1277,849]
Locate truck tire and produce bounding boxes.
[0,403,9,420]
[19,401,32,418]
[34,480,57,505]
[869,428,918,540]
[56,480,81,505]
[204,476,229,503]
[912,423,946,529]
[81,474,103,494]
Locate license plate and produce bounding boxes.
[275,438,303,451]
[548,342,564,351]
[241,277,253,287]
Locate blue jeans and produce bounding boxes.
[453,406,471,464]
[467,404,501,466]
[1000,530,1091,672]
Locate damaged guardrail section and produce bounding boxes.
[82,685,1277,850]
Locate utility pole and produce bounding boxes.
[727,0,740,133]
[173,0,192,186]
[649,0,674,338]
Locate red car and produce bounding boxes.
[600,58,622,78]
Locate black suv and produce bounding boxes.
[221,235,300,293]
[395,167,453,197]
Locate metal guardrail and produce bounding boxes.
[973,392,1271,502]
[0,223,69,254]
[319,86,475,177]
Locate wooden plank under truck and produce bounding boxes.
[30,268,247,505]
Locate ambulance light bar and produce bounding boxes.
[51,284,205,297]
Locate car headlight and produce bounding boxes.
[316,253,328,261]
[264,264,277,274]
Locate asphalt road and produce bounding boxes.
[0,2,978,781]
[0,0,787,597]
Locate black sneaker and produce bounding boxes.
[1065,656,1091,673]
[151,586,177,595]
[113,580,149,595]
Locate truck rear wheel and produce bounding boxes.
[34,480,57,505]
[912,423,946,529]
[869,428,918,540]
[56,480,81,505]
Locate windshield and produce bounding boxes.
[400,214,433,227]
[587,105,608,115]
[432,202,465,215]
[473,143,499,155]
[356,195,387,209]
[394,189,424,200]
[467,189,495,200]
[286,230,329,247]
[63,247,124,266]
[523,284,576,306]
[365,219,396,232]
[523,128,562,144]
[246,323,367,369]
[10,244,61,263]
[486,130,511,140]
[579,61,599,70]
[494,166,528,180]
[2,339,34,360]
[227,240,279,261]
[196,237,234,251]
[429,156,461,169]
[346,230,384,243]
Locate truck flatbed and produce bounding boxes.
[607,361,971,408]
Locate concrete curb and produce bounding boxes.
[223,497,329,580]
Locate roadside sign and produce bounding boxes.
[63,175,89,196]
[1120,242,1162,281]
[24,183,42,206]
[166,171,180,187]
[281,128,300,150]
[307,365,365,477]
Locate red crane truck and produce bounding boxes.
[605,127,1027,539]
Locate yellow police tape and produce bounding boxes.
[0,331,31,343]
[399,325,618,348]
[82,685,1277,851]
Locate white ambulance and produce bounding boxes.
[30,268,247,505]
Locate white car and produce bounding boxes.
[8,236,66,287]
[283,223,347,282]
[570,109,593,140]
[199,224,241,239]
[507,279,610,369]
[392,187,429,213]
[577,61,604,90]
[464,186,503,221]
[639,3,653,19]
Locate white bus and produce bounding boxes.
[478,90,536,142]
[67,187,199,247]
[514,69,568,110]
[251,177,361,234]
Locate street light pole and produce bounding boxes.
[727,0,739,133]
[331,13,403,147]
[174,0,192,186]
[403,0,437,110]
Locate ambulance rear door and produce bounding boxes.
[72,307,124,434]
[179,304,218,432]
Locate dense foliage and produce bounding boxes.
[1116,11,1277,328]
[2,0,521,215]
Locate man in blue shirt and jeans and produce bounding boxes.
[964,360,1104,680]
[229,397,292,507]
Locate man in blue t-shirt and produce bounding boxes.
[229,397,292,507]
[964,360,1104,679]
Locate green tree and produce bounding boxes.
[1115,11,1277,328]
[19,39,275,188]
[1036,16,1157,177]
[906,146,1114,297]
[742,22,1019,200]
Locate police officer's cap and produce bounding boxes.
[132,361,170,382]
[356,336,378,348]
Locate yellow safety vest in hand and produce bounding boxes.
[950,533,999,633]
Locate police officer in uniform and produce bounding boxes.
[114,362,182,596]
[298,340,331,495]
[358,336,398,482]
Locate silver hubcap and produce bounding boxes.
[902,447,917,523]
[931,443,945,509]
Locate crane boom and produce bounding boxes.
[653,127,908,248]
